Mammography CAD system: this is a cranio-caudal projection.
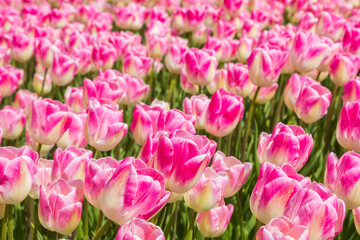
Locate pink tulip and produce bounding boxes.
[336,101,360,152]
[343,77,360,103]
[29,158,53,199]
[289,31,329,74]
[204,89,244,138]
[146,35,169,59]
[183,94,210,130]
[256,216,309,240]
[0,146,38,204]
[26,131,54,157]
[343,25,360,56]
[38,179,83,235]
[249,83,278,104]
[114,3,146,31]
[162,109,196,134]
[49,52,77,86]
[152,130,213,193]
[85,157,119,209]
[11,32,34,62]
[0,105,25,140]
[223,0,246,17]
[250,162,310,224]
[330,53,360,86]
[185,48,218,86]
[84,100,128,152]
[164,44,188,74]
[181,7,205,32]
[211,151,252,198]
[0,65,23,97]
[214,20,237,39]
[207,69,228,95]
[150,99,169,111]
[317,40,342,73]
[34,38,56,68]
[184,167,228,212]
[192,25,210,46]
[27,99,71,145]
[33,72,52,95]
[204,37,223,62]
[325,151,360,209]
[248,47,286,87]
[297,12,318,33]
[122,54,153,79]
[196,201,234,238]
[237,35,256,64]
[258,122,314,171]
[64,87,84,113]
[0,46,11,67]
[117,74,150,106]
[91,43,117,71]
[353,207,360,235]
[71,47,92,75]
[316,11,346,42]
[100,157,170,225]
[294,81,331,124]
[226,63,254,98]
[0,204,4,220]
[116,218,165,240]
[180,68,199,95]
[284,182,345,240]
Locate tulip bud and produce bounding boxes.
[249,83,278,104]
[35,38,56,68]
[330,53,360,86]
[343,25,360,56]
[26,131,54,157]
[214,20,237,39]
[226,63,254,98]
[114,3,146,31]
[180,68,199,95]
[343,77,360,103]
[0,46,11,67]
[116,218,165,240]
[0,65,23,97]
[122,55,153,79]
[183,95,210,130]
[72,47,92,75]
[204,89,244,138]
[30,158,53,199]
[0,105,25,140]
[147,35,169,59]
[33,72,52,96]
[11,32,34,62]
[237,35,256,64]
[91,43,117,71]
[207,69,228,95]
[64,87,84,113]
[49,52,77,87]
[316,11,346,42]
[117,74,150,106]
[164,44,188,74]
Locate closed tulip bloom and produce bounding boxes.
[284,182,345,240]
[0,146,38,204]
[196,202,234,238]
[249,83,278,104]
[164,44,188,74]
[183,94,210,130]
[162,109,196,134]
[250,162,310,224]
[325,151,360,209]
[294,82,331,124]
[343,77,360,103]
[116,218,165,240]
[35,38,56,68]
[118,74,150,106]
[0,65,23,97]
[256,216,309,240]
[64,87,84,113]
[152,130,213,193]
[317,40,342,73]
[84,100,128,152]
[0,46,11,67]
[205,89,244,138]
[122,55,153,79]
[100,157,170,225]
[26,131,54,157]
[30,158,53,199]
[211,151,252,198]
[184,167,228,212]
[180,68,199,95]
[0,106,26,140]
[207,69,228,95]
[353,207,360,235]
[316,11,346,42]
[284,74,317,111]
[114,3,146,31]
[91,43,117,71]
[85,157,119,209]
[258,123,314,171]
[214,20,237,40]
[147,35,169,59]
[11,32,34,62]
[223,0,245,17]
[343,26,360,56]
[330,53,360,86]
[49,52,77,86]
[237,35,256,64]
[336,101,360,152]
[185,48,218,86]
[33,72,52,95]
[72,47,92,75]
[226,63,254,98]
[204,37,223,61]
[27,99,71,145]
[248,47,286,87]
[38,179,83,235]
[289,31,329,74]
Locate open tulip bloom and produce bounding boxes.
[1,1,360,240]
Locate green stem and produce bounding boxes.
[217,137,222,152]
[40,68,48,97]
[235,121,243,157]
[184,209,197,240]
[96,211,103,233]
[227,132,233,156]
[272,86,285,128]
[27,198,34,240]
[167,75,177,107]
[240,86,260,162]
[236,192,244,240]
[324,85,340,153]
[1,205,7,240]
[316,71,321,81]
[172,202,180,240]
[93,219,113,240]
[37,143,42,156]
[51,85,58,100]
[287,111,295,125]
[163,203,177,238]
[83,199,88,239]
[8,205,13,240]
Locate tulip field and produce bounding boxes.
[2,0,360,239]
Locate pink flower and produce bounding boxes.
[26,131,54,157]
[91,43,117,71]
[100,157,170,225]
[0,146,38,204]
[114,3,146,31]
[204,89,244,138]
[343,77,360,103]
[196,201,234,238]
[258,122,314,171]
[84,100,128,152]
[85,157,119,209]
[248,47,286,87]
[256,216,309,240]
[0,65,23,97]
[353,207,360,235]
[294,81,331,124]
[33,72,52,95]
[183,94,210,130]
[192,25,210,46]
[214,20,237,39]
[164,44,188,74]
[64,87,84,113]
[0,46,11,67]
[207,69,228,95]
[146,35,169,59]
[284,182,345,240]
[11,32,34,62]
[122,55,153,79]
[27,99,71,145]
[34,38,57,68]
[29,158,53,199]
[316,11,346,42]
[336,101,360,152]
[0,106,25,140]
[223,0,246,17]
[184,167,228,212]
[117,74,150,106]
[49,52,77,86]
[211,151,252,198]
[343,25,360,56]
[237,35,256,64]
[226,62,254,98]
[180,68,199,95]
[330,53,360,86]
[116,218,165,240]
[38,179,83,235]
[185,48,218,86]
[250,162,310,224]
[249,83,278,104]
[71,47,92,75]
